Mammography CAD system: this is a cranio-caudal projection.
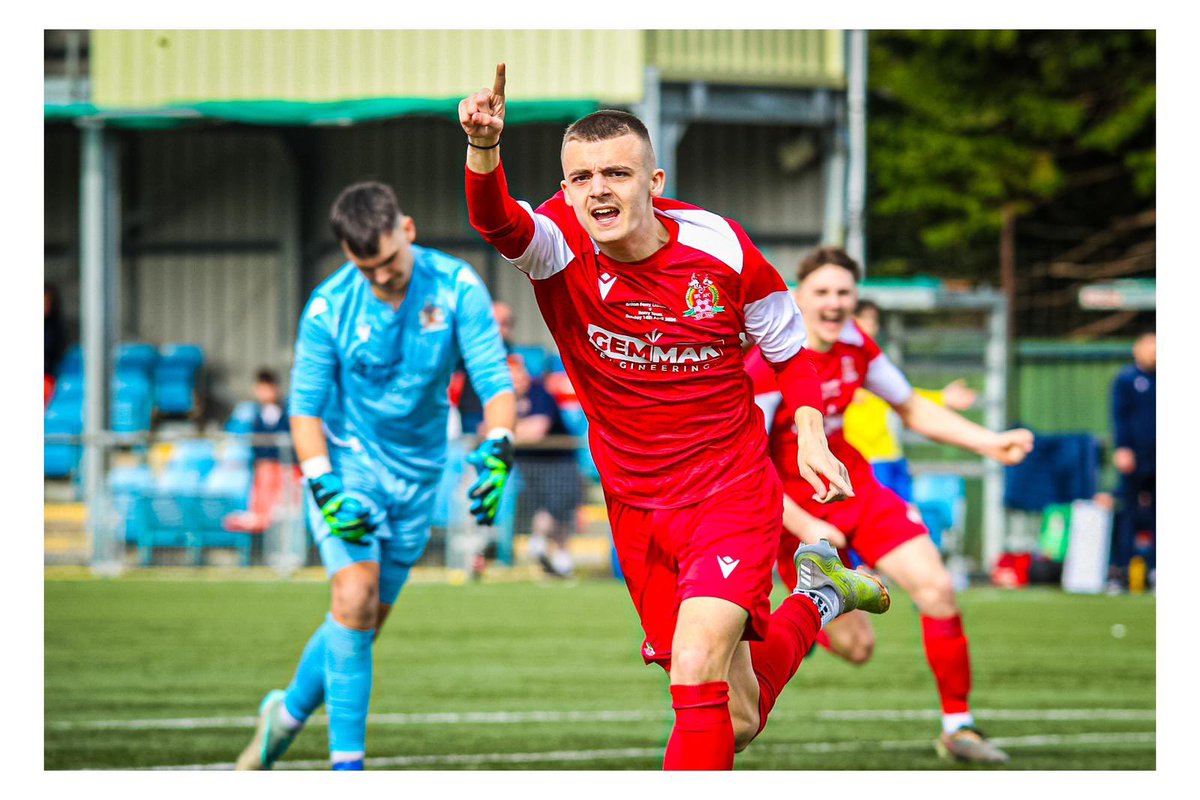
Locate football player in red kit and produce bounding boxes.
[747,246,1034,764]
[460,66,890,770]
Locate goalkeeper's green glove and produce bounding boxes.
[466,432,514,526]
[309,472,375,543]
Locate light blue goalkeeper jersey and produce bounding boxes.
[290,244,512,483]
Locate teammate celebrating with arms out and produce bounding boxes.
[747,245,1034,764]
[460,65,889,770]
[236,182,515,771]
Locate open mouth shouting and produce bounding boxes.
[590,205,621,230]
[816,310,847,339]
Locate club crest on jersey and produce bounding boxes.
[683,273,725,319]
[419,299,448,333]
[841,355,860,384]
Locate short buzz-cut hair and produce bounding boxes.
[562,110,655,161]
[330,181,403,259]
[798,245,862,284]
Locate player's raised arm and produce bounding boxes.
[460,63,506,174]
[892,393,1034,466]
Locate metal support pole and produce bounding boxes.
[981,294,1010,571]
[80,122,118,573]
[821,126,848,247]
[844,30,868,273]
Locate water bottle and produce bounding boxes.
[1128,556,1146,595]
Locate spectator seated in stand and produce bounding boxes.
[223,368,299,535]
[509,353,583,578]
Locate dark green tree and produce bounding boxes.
[867,30,1155,336]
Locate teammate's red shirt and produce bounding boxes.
[467,162,820,508]
[748,321,929,572]
[747,320,913,487]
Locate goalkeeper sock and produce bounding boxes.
[921,614,972,715]
[325,616,374,760]
[748,593,823,737]
[282,619,329,727]
[663,681,735,770]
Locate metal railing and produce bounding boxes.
[45,430,597,578]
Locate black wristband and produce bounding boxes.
[467,139,501,150]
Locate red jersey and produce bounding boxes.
[747,320,913,485]
[466,162,818,508]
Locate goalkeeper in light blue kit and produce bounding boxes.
[236,181,515,771]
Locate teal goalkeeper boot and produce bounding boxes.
[235,689,302,770]
[794,539,891,615]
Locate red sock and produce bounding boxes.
[663,681,735,770]
[921,614,972,714]
[747,594,823,737]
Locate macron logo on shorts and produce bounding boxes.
[717,555,740,578]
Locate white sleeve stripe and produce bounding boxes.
[664,208,744,274]
[865,353,913,405]
[509,201,575,281]
[745,290,808,363]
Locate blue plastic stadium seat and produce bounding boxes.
[115,342,159,380]
[53,374,85,402]
[544,352,565,374]
[44,400,83,478]
[57,345,83,379]
[511,344,548,377]
[170,439,217,477]
[197,466,255,564]
[154,344,204,416]
[143,469,204,565]
[108,465,154,545]
[110,372,154,433]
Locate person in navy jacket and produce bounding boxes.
[1110,329,1156,585]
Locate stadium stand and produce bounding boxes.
[510,344,548,378]
[197,461,255,566]
[107,464,153,545]
[110,371,154,433]
[154,343,204,416]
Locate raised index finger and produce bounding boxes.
[492,63,506,100]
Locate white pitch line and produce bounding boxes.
[814,709,1157,722]
[47,707,1155,732]
[145,731,1156,771]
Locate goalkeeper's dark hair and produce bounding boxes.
[330,182,403,259]
[798,246,862,284]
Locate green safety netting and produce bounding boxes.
[44,97,600,129]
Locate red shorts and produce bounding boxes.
[607,464,782,667]
[777,466,928,590]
